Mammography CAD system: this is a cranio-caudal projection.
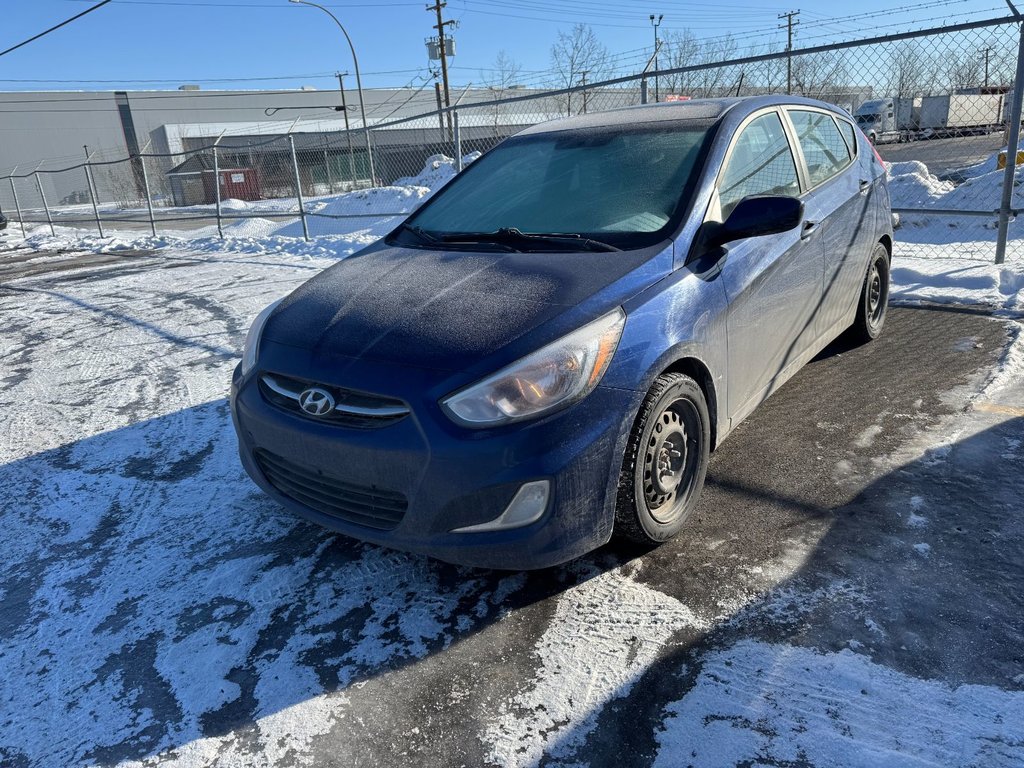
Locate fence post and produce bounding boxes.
[139,155,156,237]
[9,171,26,239]
[289,135,310,242]
[34,173,55,237]
[213,144,223,239]
[996,23,1024,265]
[323,142,333,193]
[82,155,104,238]
[454,110,463,172]
[640,78,648,105]
[363,122,376,187]
[343,127,356,188]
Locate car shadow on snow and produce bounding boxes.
[0,397,633,766]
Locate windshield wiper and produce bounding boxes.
[397,223,442,245]
[439,227,621,252]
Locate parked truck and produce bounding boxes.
[917,93,1004,137]
[853,97,921,144]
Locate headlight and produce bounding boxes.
[441,308,626,427]
[240,298,284,376]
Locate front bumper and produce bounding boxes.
[230,356,634,570]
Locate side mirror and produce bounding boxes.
[702,195,804,250]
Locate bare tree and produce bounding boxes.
[482,50,523,136]
[887,42,925,97]
[549,24,610,114]
[790,50,849,99]
[947,51,984,91]
[482,50,522,94]
[657,31,743,99]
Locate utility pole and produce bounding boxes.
[427,0,456,139]
[649,13,663,102]
[981,46,992,88]
[434,80,446,142]
[779,9,800,95]
[336,72,357,185]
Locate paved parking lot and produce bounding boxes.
[1,245,1022,767]
[877,132,1004,176]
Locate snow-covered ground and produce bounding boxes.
[1,150,1023,767]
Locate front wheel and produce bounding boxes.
[849,242,890,343]
[614,373,710,545]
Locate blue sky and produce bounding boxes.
[0,0,1013,92]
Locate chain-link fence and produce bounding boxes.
[2,14,1024,262]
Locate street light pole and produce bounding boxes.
[649,13,663,103]
[289,0,376,185]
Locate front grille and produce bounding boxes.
[255,449,408,530]
[259,372,409,429]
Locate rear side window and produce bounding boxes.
[788,109,853,186]
[718,112,800,218]
[837,118,858,156]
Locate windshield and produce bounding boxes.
[399,122,713,249]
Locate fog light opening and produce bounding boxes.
[451,480,551,533]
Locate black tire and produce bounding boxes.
[850,242,891,343]
[614,373,710,545]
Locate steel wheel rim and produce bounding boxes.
[641,398,701,524]
[867,256,887,326]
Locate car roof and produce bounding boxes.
[516,95,848,135]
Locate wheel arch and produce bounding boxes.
[659,356,720,451]
[878,233,892,256]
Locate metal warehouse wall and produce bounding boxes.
[0,86,553,177]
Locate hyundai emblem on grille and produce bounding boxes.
[298,387,335,416]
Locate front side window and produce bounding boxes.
[788,109,853,187]
[717,112,800,218]
[402,123,712,247]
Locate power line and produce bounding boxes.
[0,0,114,59]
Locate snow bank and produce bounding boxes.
[890,258,1024,312]
[886,160,954,207]
[887,150,1024,217]
[946,150,1002,182]
[885,153,1024,262]
[393,151,481,189]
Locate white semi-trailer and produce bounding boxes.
[917,94,1004,136]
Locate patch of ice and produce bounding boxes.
[854,424,883,448]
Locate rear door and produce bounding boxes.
[711,108,823,425]
[784,108,875,337]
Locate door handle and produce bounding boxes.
[859,179,871,194]
[800,220,818,241]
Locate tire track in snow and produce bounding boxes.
[481,563,708,768]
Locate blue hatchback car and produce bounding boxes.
[231,95,892,569]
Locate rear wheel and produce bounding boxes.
[614,373,710,545]
[850,242,890,343]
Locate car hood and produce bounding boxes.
[262,240,670,372]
